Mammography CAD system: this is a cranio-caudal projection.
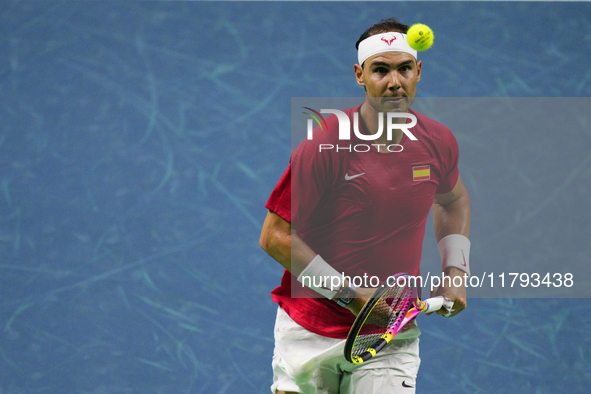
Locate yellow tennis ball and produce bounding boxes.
[407,24,434,51]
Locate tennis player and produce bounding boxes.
[260,18,471,394]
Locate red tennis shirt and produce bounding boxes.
[265,104,460,338]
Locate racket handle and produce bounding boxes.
[424,296,454,313]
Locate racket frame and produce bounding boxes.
[344,273,446,364]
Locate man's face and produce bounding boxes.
[355,51,422,113]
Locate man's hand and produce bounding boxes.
[342,286,378,317]
[431,174,470,318]
[344,286,400,328]
[428,267,467,318]
[342,286,417,329]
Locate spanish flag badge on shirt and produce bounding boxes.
[412,165,430,181]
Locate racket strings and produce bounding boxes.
[352,285,412,357]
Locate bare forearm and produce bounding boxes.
[431,195,470,315]
[264,232,317,277]
[259,211,316,277]
[433,193,470,241]
[260,211,369,312]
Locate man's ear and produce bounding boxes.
[354,64,365,87]
[416,60,422,83]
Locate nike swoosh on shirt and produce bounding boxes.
[344,172,365,180]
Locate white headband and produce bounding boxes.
[357,32,418,65]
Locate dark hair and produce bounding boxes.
[355,18,410,50]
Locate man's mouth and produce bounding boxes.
[383,97,405,103]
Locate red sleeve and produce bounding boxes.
[290,136,336,228]
[265,163,292,223]
[435,128,460,194]
[265,117,339,226]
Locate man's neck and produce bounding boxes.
[360,101,406,148]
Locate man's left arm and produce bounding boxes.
[431,174,471,317]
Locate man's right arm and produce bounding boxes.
[259,210,316,277]
[259,210,373,315]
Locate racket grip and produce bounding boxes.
[424,296,454,313]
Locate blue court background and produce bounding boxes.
[0,1,590,393]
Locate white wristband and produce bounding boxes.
[297,255,341,300]
[438,234,471,276]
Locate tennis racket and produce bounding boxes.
[344,273,453,364]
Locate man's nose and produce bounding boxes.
[387,71,401,90]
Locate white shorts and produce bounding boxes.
[271,307,421,394]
